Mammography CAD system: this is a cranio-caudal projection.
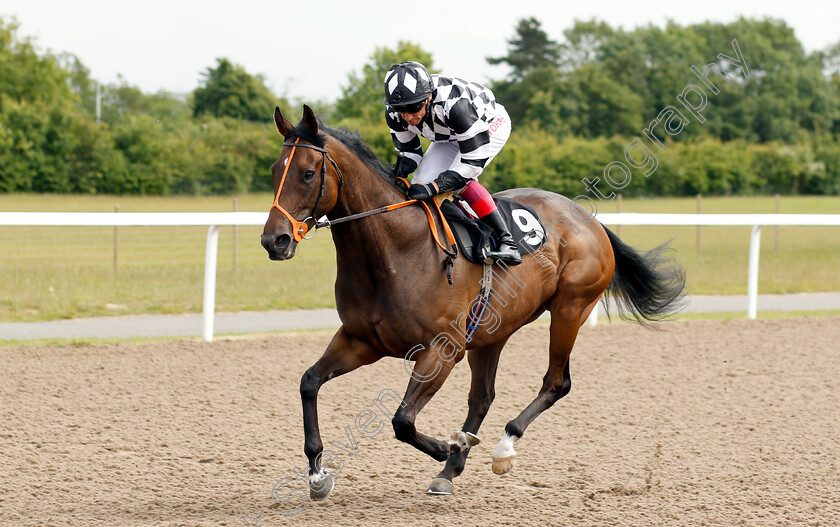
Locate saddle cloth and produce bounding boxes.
[439,197,548,264]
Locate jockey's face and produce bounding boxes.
[399,95,431,126]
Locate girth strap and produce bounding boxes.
[466,263,494,342]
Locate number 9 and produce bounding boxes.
[511,209,545,246]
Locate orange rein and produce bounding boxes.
[401,180,457,255]
[272,141,456,255]
[375,177,456,255]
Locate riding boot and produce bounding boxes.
[480,210,522,265]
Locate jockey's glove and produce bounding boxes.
[392,155,417,180]
[407,170,468,201]
[435,170,468,193]
[407,183,437,200]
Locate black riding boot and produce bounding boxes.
[481,210,522,265]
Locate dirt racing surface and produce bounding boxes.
[1,317,839,527]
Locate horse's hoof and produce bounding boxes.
[448,430,481,452]
[309,474,334,500]
[492,454,516,475]
[426,477,454,495]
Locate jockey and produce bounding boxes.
[383,61,522,265]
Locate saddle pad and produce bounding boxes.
[440,197,548,264]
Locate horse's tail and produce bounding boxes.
[601,224,686,325]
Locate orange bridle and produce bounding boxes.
[271,138,343,241]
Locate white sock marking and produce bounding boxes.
[493,432,517,458]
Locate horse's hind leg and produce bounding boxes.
[491,306,584,475]
[427,338,508,495]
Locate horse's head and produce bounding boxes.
[261,105,343,260]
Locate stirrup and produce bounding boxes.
[483,245,522,266]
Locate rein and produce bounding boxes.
[318,177,457,260]
[317,180,456,254]
[316,196,415,228]
[272,139,458,280]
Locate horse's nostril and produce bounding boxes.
[274,234,291,248]
[261,232,292,256]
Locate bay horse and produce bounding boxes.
[261,105,685,498]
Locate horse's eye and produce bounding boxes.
[303,170,315,183]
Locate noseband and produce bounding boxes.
[271,137,344,241]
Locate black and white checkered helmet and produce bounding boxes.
[383,61,434,108]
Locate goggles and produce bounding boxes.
[393,98,428,114]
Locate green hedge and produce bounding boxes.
[0,96,281,195]
[481,126,840,197]
[2,98,839,197]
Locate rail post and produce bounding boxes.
[747,225,762,320]
[233,198,238,272]
[696,194,702,254]
[203,225,221,341]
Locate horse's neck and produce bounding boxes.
[327,151,402,222]
[327,142,433,283]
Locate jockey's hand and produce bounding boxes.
[391,155,416,180]
[434,170,468,193]
[407,182,438,201]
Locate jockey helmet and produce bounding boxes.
[384,61,434,111]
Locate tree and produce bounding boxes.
[57,52,98,116]
[692,17,838,142]
[490,66,569,136]
[558,19,614,70]
[192,58,278,121]
[817,40,840,134]
[564,63,644,137]
[0,17,75,109]
[334,41,434,123]
[487,17,559,80]
[102,77,190,126]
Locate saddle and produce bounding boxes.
[439,196,548,265]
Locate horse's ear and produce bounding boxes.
[302,104,319,134]
[274,107,293,137]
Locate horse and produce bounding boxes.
[261,105,685,498]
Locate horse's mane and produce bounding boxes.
[287,121,396,183]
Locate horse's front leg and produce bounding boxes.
[300,327,381,499]
[392,344,478,462]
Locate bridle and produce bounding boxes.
[270,137,344,241]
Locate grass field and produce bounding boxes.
[1,193,838,322]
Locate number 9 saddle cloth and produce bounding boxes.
[439,197,547,265]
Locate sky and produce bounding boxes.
[3,0,838,104]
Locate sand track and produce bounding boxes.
[2,317,838,526]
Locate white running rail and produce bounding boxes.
[0,212,265,342]
[2,212,838,340]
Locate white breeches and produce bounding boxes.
[412,107,512,185]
